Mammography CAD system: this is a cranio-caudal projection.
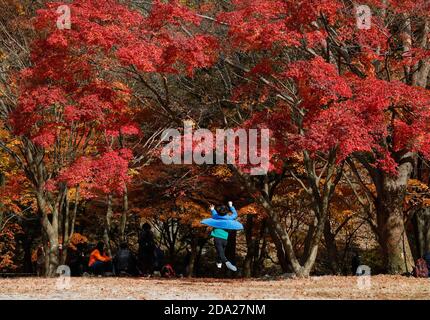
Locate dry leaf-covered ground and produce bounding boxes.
[0,276,429,300]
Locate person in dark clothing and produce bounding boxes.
[183,249,192,276]
[138,223,156,276]
[114,242,137,276]
[153,246,165,272]
[161,263,176,278]
[68,243,87,276]
[423,252,430,276]
[351,251,361,275]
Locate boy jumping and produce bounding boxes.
[209,201,238,272]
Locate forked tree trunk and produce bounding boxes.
[61,186,79,265]
[262,199,328,277]
[47,240,59,276]
[265,220,290,273]
[236,168,339,277]
[41,217,59,276]
[37,191,60,276]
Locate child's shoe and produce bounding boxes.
[225,261,237,272]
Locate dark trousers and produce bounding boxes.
[138,250,154,275]
[90,261,113,275]
[214,237,228,263]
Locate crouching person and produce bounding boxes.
[89,241,113,276]
[114,242,137,276]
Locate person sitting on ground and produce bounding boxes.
[114,242,137,276]
[88,241,112,276]
[209,201,238,272]
[138,223,156,276]
[423,252,430,277]
[68,242,87,276]
[161,263,176,278]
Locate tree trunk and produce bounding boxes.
[253,223,267,277]
[47,240,59,276]
[323,219,340,274]
[225,230,237,264]
[61,189,70,265]
[239,175,326,277]
[23,236,33,274]
[103,194,113,257]
[301,217,316,265]
[186,236,198,278]
[41,218,59,276]
[244,215,265,277]
[265,219,290,272]
[37,192,60,277]
[243,215,256,278]
[375,163,414,274]
[413,207,430,257]
[264,204,307,276]
[194,239,206,277]
[120,186,128,242]
[233,149,341,278]
[300,207,329,276]
[61,186,79,265]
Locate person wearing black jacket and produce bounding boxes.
[68,243,88,276]
[351,251,361,275]
[114,242,137,276]
[138,223,156,276]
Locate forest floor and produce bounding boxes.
[0,275,429,300]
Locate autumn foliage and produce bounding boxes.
[2,0,430,277]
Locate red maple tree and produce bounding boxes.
[215,0,430,274]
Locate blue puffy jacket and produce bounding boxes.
[210,206,238,220]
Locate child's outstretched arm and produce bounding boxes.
[227,201,238,220]
[210,204,222,219]
[210,204,236,220]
